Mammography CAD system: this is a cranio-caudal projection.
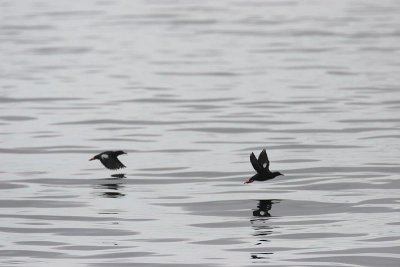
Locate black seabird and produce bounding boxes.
[89,151,127,170]
[244,148,283,184]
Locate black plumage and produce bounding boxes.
[245,148,283,184]
[89,150,127,170]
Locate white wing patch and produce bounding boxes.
[101,154,109,159]
[263,163,267,168]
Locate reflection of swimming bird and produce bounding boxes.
[245,149,283,184]
[89,151,127,170]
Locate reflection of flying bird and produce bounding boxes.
[245,148,283,184]
[111,173,126,178]
[253,200,273,217]
[99,182,125,198]
[89,151,127,170]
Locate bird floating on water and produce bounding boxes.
[89,151,127,170]
[245,148,283,184]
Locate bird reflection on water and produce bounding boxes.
[97,173,126,198]
[250,200,280,260]
[253,199,275,217]
[111,173,126,179]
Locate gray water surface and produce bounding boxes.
[1,0,400,266]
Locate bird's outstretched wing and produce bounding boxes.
[257,149,270,172]
[250,152,262,173]
[100,157,126,170]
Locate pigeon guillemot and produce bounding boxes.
[244,148,283,184]
[89,151,127,170]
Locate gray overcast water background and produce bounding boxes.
[1,0,400,266]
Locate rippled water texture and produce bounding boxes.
[1,0,400,266]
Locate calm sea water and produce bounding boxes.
[1,0,400,266]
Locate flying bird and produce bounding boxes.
[245,148,283,184]
[89,151,127,170]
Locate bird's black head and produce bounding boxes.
[89,155,100,161]
[272,171,283,178]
